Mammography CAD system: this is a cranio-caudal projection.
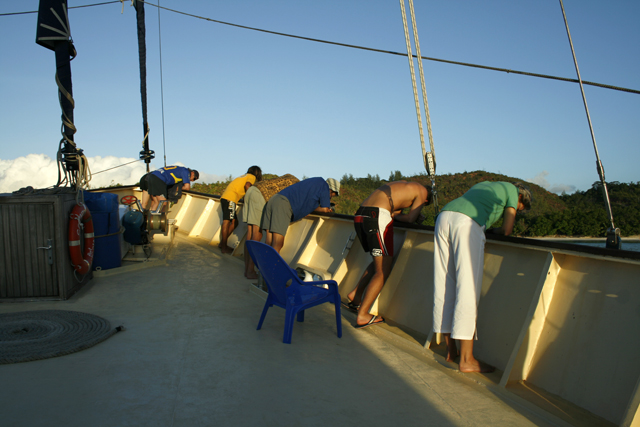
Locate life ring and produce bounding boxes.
[68,203,95,274]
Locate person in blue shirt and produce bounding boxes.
[140,166,199,211]
[260,177,340,253]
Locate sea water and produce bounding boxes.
[573,241,640,252]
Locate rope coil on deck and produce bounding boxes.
[0,310,124,364]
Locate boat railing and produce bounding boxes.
[101,186,640,427]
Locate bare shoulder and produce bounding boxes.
[387,181,424,206]
[404,181,428,195]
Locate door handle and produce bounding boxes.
[37,239,53,265]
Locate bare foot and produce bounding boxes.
[221,246,234,254]
[355,315,385,329]
[347,291,356,303]
[446,341,459,362]
[459,360,495,373]
[246,271,258,280]
[445,352,459,363]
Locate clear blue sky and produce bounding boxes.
[1,0,638,194]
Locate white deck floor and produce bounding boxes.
[0,233,557,426]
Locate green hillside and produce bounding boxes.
[192,171,640,237]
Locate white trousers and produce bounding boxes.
[432,211,486,340]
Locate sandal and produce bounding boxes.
[355,315,385,329]
[341,301,360,313]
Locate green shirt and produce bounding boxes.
[441,181,519,229]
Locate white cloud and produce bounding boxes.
[0,155,227,194]
[529,171,576,195]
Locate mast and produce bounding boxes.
[36,0,87,189]
[134,0,155,172]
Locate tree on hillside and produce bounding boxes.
[189,171,640,237]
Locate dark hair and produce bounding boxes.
[189,169,199,181]
[247,165,262,182]
[424,184,433,205]
[512,182,532,210]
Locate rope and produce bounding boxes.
[91,158,146,176]
[0,310,124,364]
[157,0,167,167]
[399,0,439,213]
[399,0,426,166]
[36,3,92,195]
[139,1,640,96]
[408,0,435,158]
[559,0,617,237]
[12,186,76,196]
[4,3,638,95]
[94,226,126,239]
[135,0,154,173]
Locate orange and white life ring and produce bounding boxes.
[68,203,95,274]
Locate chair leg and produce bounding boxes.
[296,310,305,323]
[334,298,343,338]
[283,308,295,344]
[257,300,270,330]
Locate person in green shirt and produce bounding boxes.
[432,181,532,373]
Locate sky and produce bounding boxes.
[1,0,638,195]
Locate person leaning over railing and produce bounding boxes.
[345,181,432,329]
[242,173,299,279]
[139,166,199,212]
[432,181,532,373]
[260,177,340,254]
[219,166,263,254]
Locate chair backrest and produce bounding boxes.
[245,240,300,305]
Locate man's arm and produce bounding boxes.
[394,190,427,223]
[488,207,517,236]
[244,182,253,192]
[182,183,191,191]
[313,206,333,214]
[393,203,423,223]
[393,185,428,223]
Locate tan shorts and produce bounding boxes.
[260,194,293,236]
[242,186,266,226]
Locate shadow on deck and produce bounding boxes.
[0,232,563,427]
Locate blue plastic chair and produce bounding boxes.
[245,240,342,344]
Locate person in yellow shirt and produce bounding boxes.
[219,166,262,254]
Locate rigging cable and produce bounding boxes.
[558,0,620,249]
[91,157,148,176]
[399,0,439,214]
[4,2,639,96]
[137,1,639,96]
[157,0,167,167]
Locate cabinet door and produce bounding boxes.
[0,203,58,298]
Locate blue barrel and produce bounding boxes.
[84,191,122,270]
[122,210,145,245]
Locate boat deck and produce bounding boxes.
[0,232,588,426]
